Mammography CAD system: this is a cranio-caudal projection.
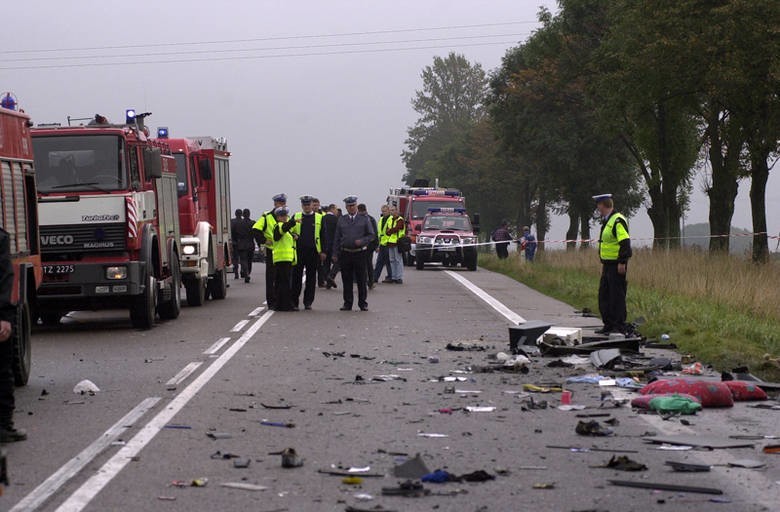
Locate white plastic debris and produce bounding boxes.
[466,406,496,413]
[73,379,100,395]
[354,493,374,501]
[495,352,510,361]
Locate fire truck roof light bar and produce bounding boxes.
[428,207,467,214]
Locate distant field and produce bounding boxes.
[481,249,780,381]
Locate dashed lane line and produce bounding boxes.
[248,306,264,317]
[54,309,274,512]
[9,397,160,512]
[164,362,203,390]
[445,270,526,324]
[230,319,250,332]
[202,336,231,355]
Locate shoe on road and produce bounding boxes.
[359,306,368,311]
[340,305,352,311]
[0,425,27,443]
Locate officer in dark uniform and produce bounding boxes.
[322,204,339,289]
[230,208,242,279]
[594,194,632,335]
[357,204,378,289]
[235,208,256,283]
[253,194,287,309]
[332,196,375,311]
[0,227,25,442]
[291,196,328,310]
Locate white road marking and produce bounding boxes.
[10,397,160,512]
[230,319,250,332]
[202,336,231,355]
[445,270,526,324]
[248,306,264,317]
[54,310,274,512]
[164,362,202,390]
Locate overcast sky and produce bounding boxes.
[5,0,777,248]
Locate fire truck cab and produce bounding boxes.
[0,95,41,385]
[161,134,232,306]
[31,110,182,329]
[414,208,478,271]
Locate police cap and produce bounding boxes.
[300,195,314,204]
[274,206,290,217]
[592,193,612,203]
[272,193,287,203]
[343,195,358,205]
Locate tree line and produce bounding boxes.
[402,0,779,262]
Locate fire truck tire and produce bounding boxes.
[415,255,425,270]
[185,276,206,307]
[12,302,31,386]
[208,268,227,300]
[158,256,181,320]
[130,274,157,329]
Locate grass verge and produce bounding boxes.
[480,251,780,381]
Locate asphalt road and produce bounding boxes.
[2,261,779,512]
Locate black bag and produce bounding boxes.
[397,235,412,253]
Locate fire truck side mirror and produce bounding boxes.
[198,159,213,180]
[143,147,163,179]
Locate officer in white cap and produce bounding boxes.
[252,194,287,309]
[332,196,376,311]
[593,194,632,335]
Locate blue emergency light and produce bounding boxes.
[157,127,169,138]
[125,109,136,124]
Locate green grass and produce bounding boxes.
[481,253,780,381]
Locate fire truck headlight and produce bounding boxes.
[182,244,197,255]
[106,266,127,280]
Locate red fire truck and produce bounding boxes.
[0,94,41,385]
[159,133,232,306]
[387,183,467,266]
[31,110,182,329]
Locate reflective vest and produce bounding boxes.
[252,211,277,250]
[292,212,323,253]
[273,225,297,264]
[378,215,390,246]
[599,212,629,261]
[387,215,404,244]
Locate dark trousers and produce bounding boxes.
[0,332,15,421]
[239,248,253,278]
[599,262,627,332]
[340,250,367,309]
[292,247,318,307]
[495,242,509,259]
[274,261,293,311]
[365,248,376,286]
[232,244,240,277]
[374,245,391,281]
[265,248,277,309]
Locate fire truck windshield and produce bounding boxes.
[33,135,127,193]
[423,215,472,231]
[411,200,464,219]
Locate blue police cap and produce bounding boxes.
[592,193,612,202]
[343,195,358,205]
[272,193,287,203]
[274,206,290,216]
[299,195,314,204]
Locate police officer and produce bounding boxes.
[374,205,392,283]
[272,207,298,311]
[0,227,25,442]
[322,204,339,289]
[594,194,632,335]
[235,208,256,283]
[332,196,375,311]
[253,194,287,309]
[291,196,327,310]
[385,205,405,284]
[230,208,243,279]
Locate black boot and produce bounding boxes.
[0,419,27,443]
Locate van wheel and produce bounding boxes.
[12,302,32,386]
[130,274,157,329]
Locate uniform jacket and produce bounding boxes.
[333,213,375,252]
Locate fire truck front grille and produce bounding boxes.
[40,223,126,255]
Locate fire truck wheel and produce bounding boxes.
[208,268,227,300]
[158,256,181,320]
[185,276,206,307]
[130,274,157,329]
[12,302,31,386]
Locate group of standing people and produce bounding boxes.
[491,221,537,261]
[243,194,407,312]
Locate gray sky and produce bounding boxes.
[5,0,777,247]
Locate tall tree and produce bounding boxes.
[402,52,487,185]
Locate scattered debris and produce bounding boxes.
[532,482,556,489]
[608,479,723,495]
[643,435,754,449]
[342,477,364,486]
[417,432,449,438]
[381,480,431,497]
[595,455,647,471]
[421,469,458,483]
[219,482,268,491]
[665,461,711,472]
[206,432,232,440]
[522,384,562,393]
[164,424,192,429]
[446,342,487,352]
[728,459,766,469]
[210,451,239,460]
[261,403,292,410]
[317,469,384,478]
[281,447,304,468]
[394,454,430,479]
[233,458,251,469]
[465,406,496,413]
[260,420,295,428]
[575,420,614,437]
[170,477,208,488]
[73,379,100,395]
[648,395,702,414]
